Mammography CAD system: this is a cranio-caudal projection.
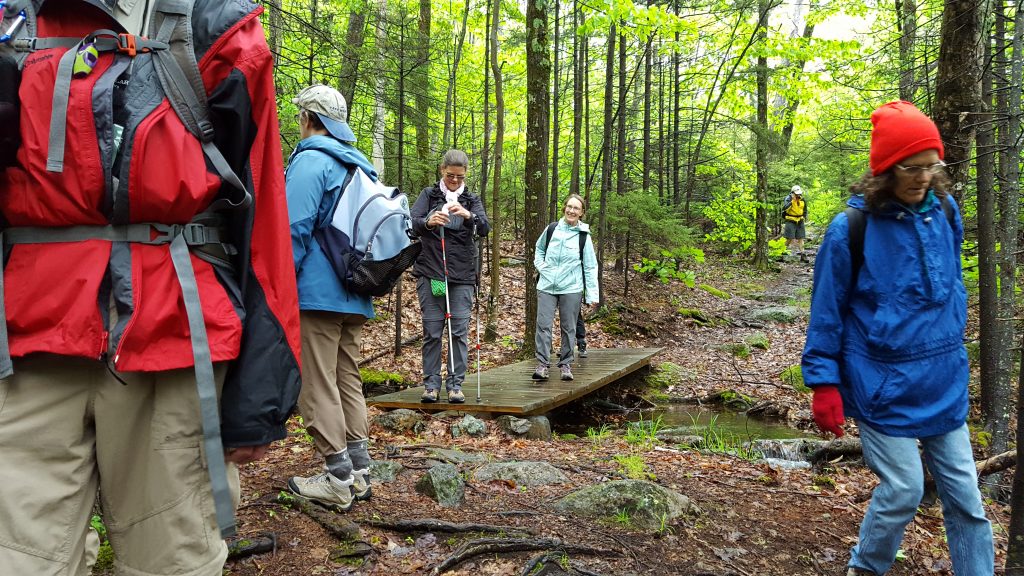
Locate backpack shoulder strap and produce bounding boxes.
[149,0,251,210]
[940,194,954,225]
[542,222,557,252]
[844,207,866,282]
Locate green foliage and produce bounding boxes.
[624,414,665,450]
[586,424,612,447]
[721,342,751,359]
[90,515,114,570]
[768,237,789,258]
[613,454,648,480]
[634,246,705,287]
[614,508,632,526]
[744,333,770,350]
[692,415,763,461]
[780,365,809,393]
[812,475,836,489]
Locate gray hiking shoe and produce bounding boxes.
[847,568,876,576]
[532,364,549,381]
[447,388,465,403]
[351,468,372,501]
[578,345,588,358]
[288,472,354,512]
[560,364,574,380]
[421,388,439,403]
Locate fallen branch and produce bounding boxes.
[365,517,534,535]
[430,537,618,576]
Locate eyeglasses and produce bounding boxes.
[894,160,946,177]
[564,205,583,213]
[443,172,466,182]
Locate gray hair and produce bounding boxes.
[440,149,469,169]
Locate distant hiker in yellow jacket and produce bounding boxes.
[783,185,807,257]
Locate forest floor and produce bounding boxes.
[222,242,1012,576]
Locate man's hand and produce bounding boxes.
[225,444,270,465]
[812,386,845,438]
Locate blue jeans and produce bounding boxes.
[851,422,993,575]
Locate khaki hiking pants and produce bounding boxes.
[297,310,369,457]
[0,354,238,576]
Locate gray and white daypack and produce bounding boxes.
[315,167,421,296]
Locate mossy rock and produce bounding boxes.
[677,308,712,326]
[719,342,750,359]
[780,365,809,393]
[360,368,409,387]
[707,389,756,411]
[644,362,692,389]
[698,284,730,299]
[744,333,770,350]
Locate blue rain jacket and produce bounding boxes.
[801,193,968,437]
[534,219,600,304]
[286,135,377,318]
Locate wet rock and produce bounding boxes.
[761,458,811,471]
[374,409,425,434]
[555,480,694,532]
[747,438,825,461]
[451,414,487,438]
[473,461,568,486]
[369,460,405,483]
[525,415,552,440]
[495,415,532,436]
[656,428,704,448]
[415,463,465,508]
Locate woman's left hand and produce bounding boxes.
[448,203,472,219]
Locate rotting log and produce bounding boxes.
[275,492,360,541]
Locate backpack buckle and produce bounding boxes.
[117,33,138,56]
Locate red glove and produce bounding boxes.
[812,386,845,437]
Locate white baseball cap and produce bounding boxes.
[791,185,803,195]
[293,85,357,142]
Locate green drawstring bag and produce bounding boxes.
[430,278,447,297]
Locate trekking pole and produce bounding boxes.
[438,225,456,394]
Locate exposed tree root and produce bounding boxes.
[430,537,619,576]
[275,492,360,541]
[365,517,534,535]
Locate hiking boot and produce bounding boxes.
[447,388,465,404]
[847,568,876,576]
[351,468,372,501]
[532,364,549,381]
[560,364,574,381]
[421,388,439,403]
[288,472,354,512]
[578,344,588,358]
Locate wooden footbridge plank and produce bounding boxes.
[366,347,662,416]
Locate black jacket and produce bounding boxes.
[411,184,490,285]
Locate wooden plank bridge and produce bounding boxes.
[367,347,662,415]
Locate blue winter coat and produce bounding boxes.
[535,219,600,304]
[801,193,968,437]
[286,136,377,318]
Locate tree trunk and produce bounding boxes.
[597,23,615,307]
[442,0,471,151]
[550,0,562,222]
[414,0,433,181]
[642,29,652,195]
[523,0,550,354]
[896,0,918,101]
[976,18,1002,461]
[485,0,504,343]
[569,0,583,198]
[752,0,771,270]
[267,0,283,75]
[371,0,389,176]
[932,0,982,203]
[394,10,408,357]
[339,8,367,109]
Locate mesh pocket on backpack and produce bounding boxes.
[347,242,422,297]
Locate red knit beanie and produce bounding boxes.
[869,101,944,176]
